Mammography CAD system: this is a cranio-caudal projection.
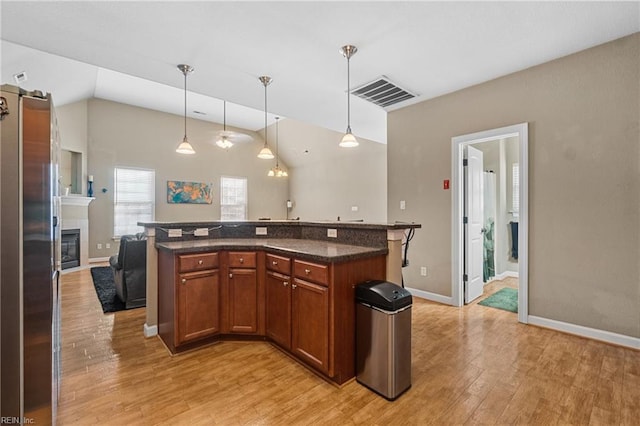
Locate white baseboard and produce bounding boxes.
[496,271,519,280]
[143,323,158,338]
[405,287,453,305]
[60,264,93,275]
[89,257,110,263]
[528,315,640,350]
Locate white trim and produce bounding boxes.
[89,257,110,263]
[143,323,158,338]
[405,287,453,306]
[451,123,529,324]
[528,315,640,350]
[495,271,519,280]
[61,195,95,206]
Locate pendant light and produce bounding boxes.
[339,45,359,148]
[257,76,275,159]
[216,101,234,149]
[175,64,196,154]
[268,117,288,177]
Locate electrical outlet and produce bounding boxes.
[420,266,427,277]
[351,206,358,212]
[105,243,111,249]
[168,229,182,238]
[194,228,209,237]
[97,243,102,250]
[256,227,268,236]
[400,200,406,210]
[327,229,337,238]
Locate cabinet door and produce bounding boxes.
[266,271,291,349]
[177,270,220,345]
[228,268,258,333]
[291,278,330,375]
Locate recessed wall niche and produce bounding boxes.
[61,149,82,195]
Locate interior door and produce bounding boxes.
[464,145,484,303]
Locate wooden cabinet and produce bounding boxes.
[225,252,263,335]
[291,276,330,375]
[177,269,220,344]
[158,246,386,384]
[266,270,292,349]
[158,250,220,352]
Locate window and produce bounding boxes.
[220,176,247,220]
[512,163,519,213]
[114,167,155,237]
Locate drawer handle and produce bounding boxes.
[181,278,187,284]
[239,258,244,264]
[272,261,278,266]
[198,259,203,265]
[304,269,311,275]
[229,273,233,279]
[283,281,288,287]
[291,283,297,289]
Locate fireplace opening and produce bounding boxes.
[61,229,80,270]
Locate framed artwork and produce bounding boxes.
[167,180,213,204]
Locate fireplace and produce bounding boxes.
[61,229,80,270]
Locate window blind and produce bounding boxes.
[114,167,155,237]
[220,176,247,220]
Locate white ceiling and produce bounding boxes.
[1,1,639,145]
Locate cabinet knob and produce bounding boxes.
[198,259,203,265]
[239,258,244,264]
[229,273,233,279]
[181,278,187,284]
[292,283,297,289]
[304,269,311,275]
[272,261,278,266]
[283,281,288,287]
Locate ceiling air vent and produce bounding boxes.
[351,76,416,108]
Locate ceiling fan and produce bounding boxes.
[214,101,253,149]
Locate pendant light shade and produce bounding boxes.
[339,45,359,148]
[175,64,196,154]
[268,117,288,178]
[257,76,275,160]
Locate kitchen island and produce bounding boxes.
[141,220,420,384]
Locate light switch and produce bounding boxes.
[400,200,406,210]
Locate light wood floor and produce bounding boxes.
[58,269,639,425]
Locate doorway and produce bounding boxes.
[451,123,529,323]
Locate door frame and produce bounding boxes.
[451,123,529,323]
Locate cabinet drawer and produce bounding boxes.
[294,260,329,286]
[228,251,256,268]
[178,252,219,273]
[266,253,291,275]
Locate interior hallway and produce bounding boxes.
[58,269,639,425]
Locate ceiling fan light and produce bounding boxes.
[216,137,234,149]
[267,169,275,177]
[258,146,274,159]
[176,137,196,154]
[339,131,359,148]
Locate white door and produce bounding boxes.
[464,145,484,303]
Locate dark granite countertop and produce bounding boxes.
[140,220,420,231]
[156,238,388,263]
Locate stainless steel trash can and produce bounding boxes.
[355,280,412,400]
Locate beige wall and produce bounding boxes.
[388,34,639,337]
[281,119,387,222]
[86,99,289,258]
[57,100,89,194]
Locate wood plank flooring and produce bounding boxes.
[59,269,639,425]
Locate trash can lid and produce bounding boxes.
[355,280,412,311]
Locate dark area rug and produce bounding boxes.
[90,266,126,313]
[478,287,518,313]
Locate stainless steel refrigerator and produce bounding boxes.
[1,84,61,425]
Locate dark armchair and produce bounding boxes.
[109,233,147,309]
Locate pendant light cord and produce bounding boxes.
[223,101,226,131]
[264,83,268,146]
[183,70,187,139]
[275,117,279,168]
[346,55,351,133]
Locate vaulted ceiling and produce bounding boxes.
[2,1,638,147]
